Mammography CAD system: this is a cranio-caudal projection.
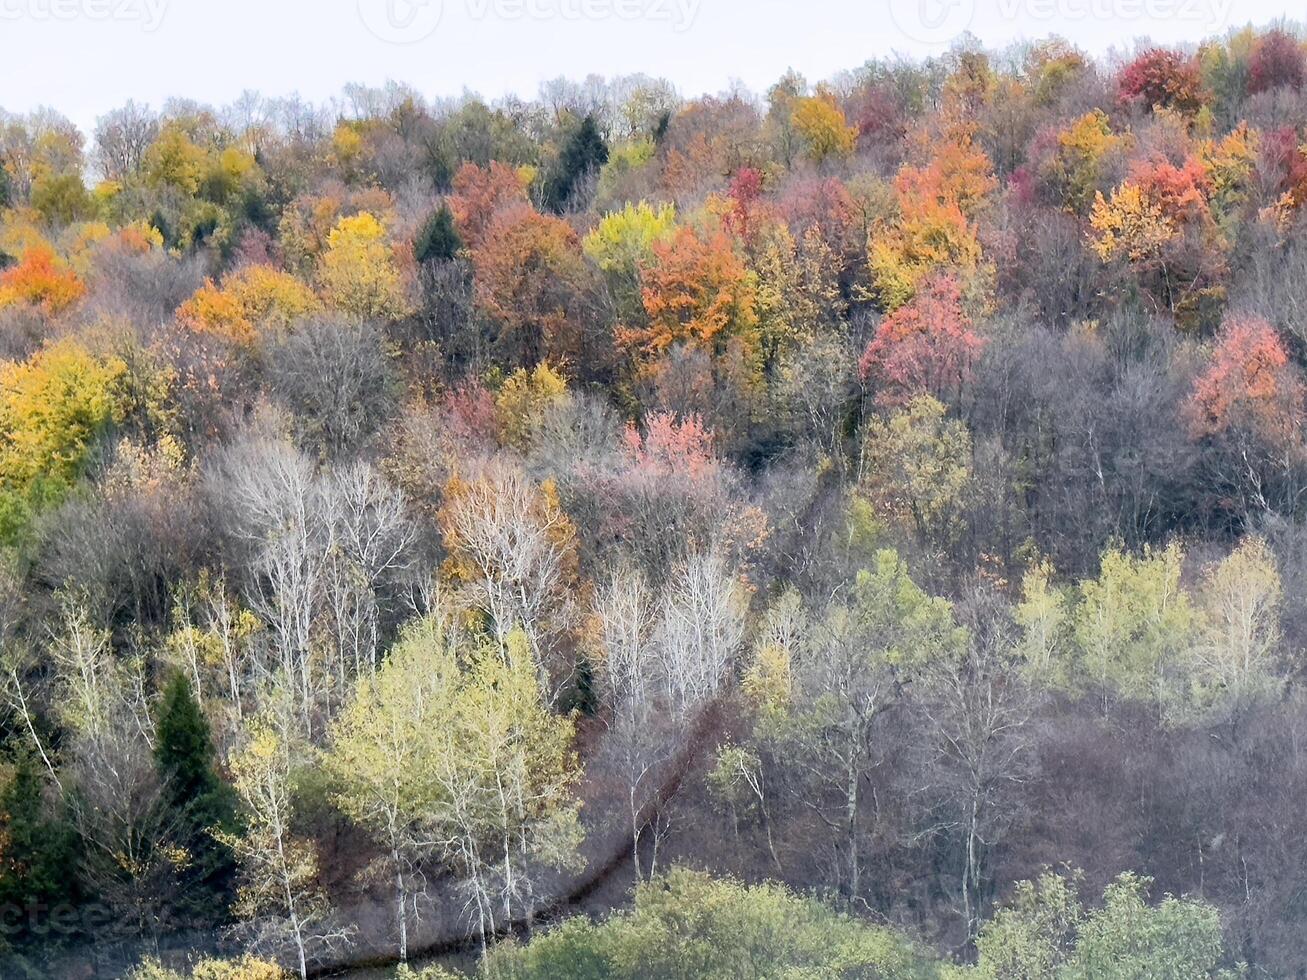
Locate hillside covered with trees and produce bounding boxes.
[4,23,1307,979]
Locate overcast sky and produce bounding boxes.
[1,0,1301,134]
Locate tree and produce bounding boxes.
[0,752,81,948]
[1118,49,1205,114]
[345,618,582,949]
[1181,535,1286,723]
[129,955,287,979]
[220,702,343,980]
[914,591,1035,943]
[178,265,321,345]
[93,100,158,182]
[791,90,857,164]
[324,619,460,963]
[267,316,396,458]
[544,114,609,212]
[592,563,666,879]
[471,204,593,369]
[1072,542,1196,712]
[0,339,125,544]
[582,200,677,317]
[656,546,747,721]
[0,244,85,315]
[486,868,934,979]
[1090,155,1226,327]
[1187,313,1302,442]
[972,870,1082,979]
[30,172,95,225]
[154,672,239,924]
[869,137,993,309]
[750,551,966,900]
[437,463,583,695]
[494,361,570,450]
[1065,874,1228,978]
[316,212,411,320]
[859,275,985,409]
[859,394,973,552]
[448,161,530,250]
[1047,109,1126,215]
[414,204,462,264]
[1248,29,1305,95]
[974,871,1232,978]
[624,226,760,361]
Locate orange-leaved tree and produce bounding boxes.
[624,226,759,362]
[0,244,84,316]
[471,203,592,369]
[449,161,530,250]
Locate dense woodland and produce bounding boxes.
[6,22,1307,979]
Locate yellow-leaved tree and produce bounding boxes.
[178,265,322,345]
[0,338,125,543]
[317,212,411,320]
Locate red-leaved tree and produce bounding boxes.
[1117,48,1204,114]
[1187,313,1303,442]
[858,274,985,408]
[1249,30,1306,95]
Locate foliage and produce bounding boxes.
[486,868,937,980]
[154,672,239,923]
[0,243,85,315]
[178,265,321,344]
[450,161,530,249]
[471,204,590,367]
[859,275,984,408]
[624,226,759,360]
[317,212,411,320]
[791,90,857,163]
[544,114,609,212]
[1187,313,1302,442]
[415,205,462,264]
[1248,29,1305,94]
[973,871,1233,979]
[1072,543,1195,707]
[0,339,125,543]
[1049,110,1126,214]
[860,395,974,548]
[494,362,569,449]
[1118,49,1205,113]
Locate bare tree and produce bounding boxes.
[438,461,582,693]
[593,564,666,878]
[93,101,158,181]
[657,547,747,720]
[912,589,1036,944]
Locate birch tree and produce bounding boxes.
[220,693,346,979]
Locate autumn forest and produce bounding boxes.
[2,21,1307,980]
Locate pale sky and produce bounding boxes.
[0,0,1302,134]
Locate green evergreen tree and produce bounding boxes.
[544,114,609,213]
[0,753,81,948]
[154,673,239,924]
[415,205,462,264]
